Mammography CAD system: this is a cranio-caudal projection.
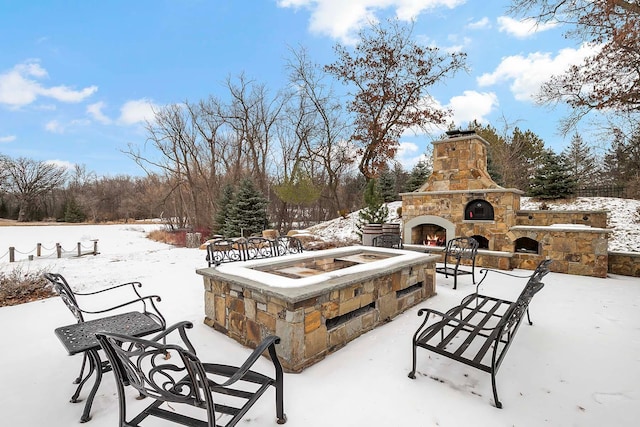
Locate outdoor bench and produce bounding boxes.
[206,235,303,267]
[408,259,552,408]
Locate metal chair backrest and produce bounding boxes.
[44,273,84,323]
[445,237,479,261]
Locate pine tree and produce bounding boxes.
[378,168,397,202]
[562,133,599,187]
[63,197,86,223]
[404,160,431,192]
[528,150,577,200]
[214,183,235,236]
[358,178,389,226]
[227,178,269,237]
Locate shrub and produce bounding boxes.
[0,268,55,307]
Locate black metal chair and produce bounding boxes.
[96,321,287,427]
[435,237,479,290]
[44,273,165,401]
[372,233,403,249]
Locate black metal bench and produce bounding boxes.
[435,237,479,289]
[206,236,303,267]
[408,259,552,408]
[372,233,403,249]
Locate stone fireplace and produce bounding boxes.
[401,130,610,277]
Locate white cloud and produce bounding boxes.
[277,0,465,43]
[0,60,97,108]
[45,120,64,134]
[477,43,600,101]
[45,159,74,170]
[87,101,112,124]
[466,17,490,30]
[0,135,16,143]
[448,90,498,124]
[118,99,158,125]
[396,141,429,169]
[497,16,558,39]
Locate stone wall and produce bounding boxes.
[516,210,608,228]
[608,252,640,277]
[508,226,609,277]
[201,259,436,372]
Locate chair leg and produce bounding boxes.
[526,308,533,325]
[73,353,88,384]
[268,345,287,424]
[491,370,502,409]
[408,342,417,379]
[71,351,96,403]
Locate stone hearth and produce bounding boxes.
[401,130,610,277]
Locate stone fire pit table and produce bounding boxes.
[196,246,437,372]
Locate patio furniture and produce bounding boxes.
[435,237,479,289]
[54,312,165,422]
[372,233,403,249]
[96,321,287,427]
[45,273,165,421]
[206,236,303,267]
[408,259,552,408]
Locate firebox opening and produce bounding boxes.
[413,224,446,246]
[515,237,540,254]
[470,235,489,249]
[464,199,495,221]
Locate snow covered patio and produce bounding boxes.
[1,224,639,426]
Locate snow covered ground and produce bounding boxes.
[0,199,639,426]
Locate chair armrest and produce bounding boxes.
[74,281,144,299]
[149,321,196,353]
[203,335,281,387]
[76,295,166,328]
[415,307,501,333]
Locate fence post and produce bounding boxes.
[37,243,42,257]
[56,243,62,259]
[9,247,15,263]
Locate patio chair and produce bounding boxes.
[435,237,479,290]
[96,321,287,427]
[372,233,403,249]
[44,273,165,399]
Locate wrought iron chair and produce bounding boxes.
[372,233,403,249]
[44,273,165,401]
[275,236,304,256]
[435,237,479,289]
[96,321,287,427]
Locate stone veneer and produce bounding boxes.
[197,247,437,372]
[401,131,614,278]
[608,252,640,277]
[508,225,610,277]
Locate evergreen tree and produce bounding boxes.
[404,160,431,192]
[378,167,397,202]
[227,178,269,237]
[528,150,577,199]
[562,133,599,187]
[214,183,235,236]
[358,178,389,226]
[63,197,86,223]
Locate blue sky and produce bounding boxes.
[0,0,599,177]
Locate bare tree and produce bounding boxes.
[510,0,640,132]
[286,46,355,215]
[325,18,467,179]
[2,157,67,221]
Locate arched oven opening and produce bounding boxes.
[515,237,540,254]
[465,199,495,221]
[412,224,446,246]
[470,235,489,249]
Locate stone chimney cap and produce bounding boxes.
[445,129,477,138]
